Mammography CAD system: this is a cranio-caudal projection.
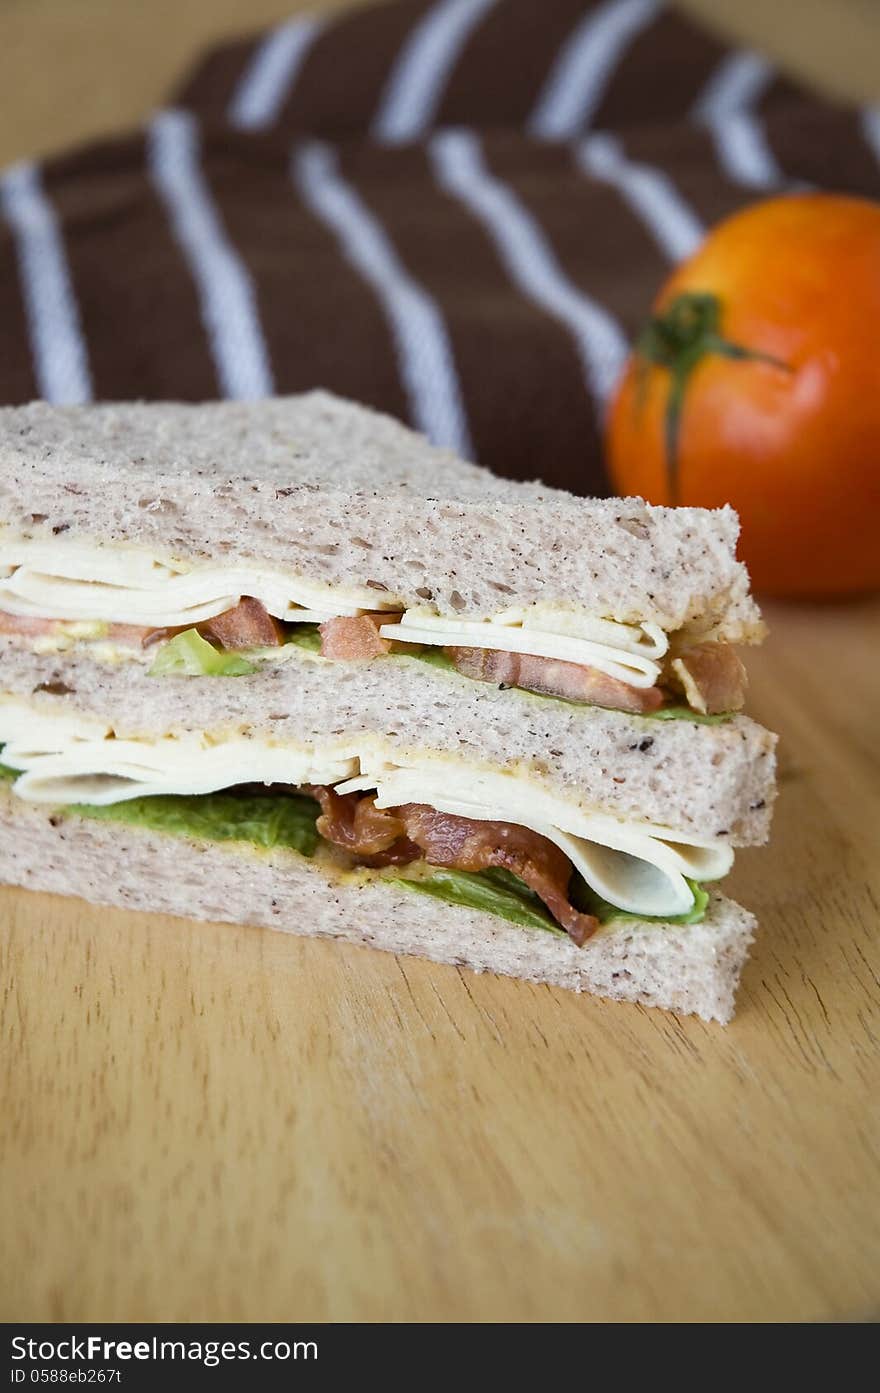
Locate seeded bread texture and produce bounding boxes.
[0,786,755,1023]
[0,640,776,844]
[0,392,762,637]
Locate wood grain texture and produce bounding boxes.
[2,0,880,1327]
[2,596,879,1322]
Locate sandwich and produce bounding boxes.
[0,393,776,1022]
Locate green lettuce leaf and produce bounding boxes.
[0,761,16,782]
[149,628,256,677]
[408,648,456,674]
[391,866,566,935]
[570,874,709,925]
[393,866,709,932]
[70,789,320,857]
[284,623,323,653]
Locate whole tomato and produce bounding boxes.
[606,193,880,596]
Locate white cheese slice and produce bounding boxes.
[8,741,358,805]
[0,701,360,804]
[0,539,401,627]
[518,607,667,657]
[387,604,668,655]
[0,699,731,918]
[360,762,731,917]
[379,610,667,686]
[0,539,671,682]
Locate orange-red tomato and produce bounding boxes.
[606,193,880,597]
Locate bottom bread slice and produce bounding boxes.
[1,788,755,1023]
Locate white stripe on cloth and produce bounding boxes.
[528,0,659,140]
[576,132,703,262]
[292,140,472,456]
[0,161,92,403]
[430,129,627,413]
[228,17,324,130]
[693,51,783,189]
[373,0,497,144]
[147,109,274,400]
[696,49,773,118]
[861,106,880,165]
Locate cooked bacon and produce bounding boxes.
[143,597,283,651]
[309,784,595,944]
[306,783,596,944]
[199,596,283,649]
[0,611,59,637]
[395,803,599,946]
[103,623,154,646]
[0,610,149,646]
[0,612,57,637]
[319,612,402,661]
[669,643,747,715]
[444,646,665,714]
[304,785,420,867]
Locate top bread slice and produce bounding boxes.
[0,392,762,639]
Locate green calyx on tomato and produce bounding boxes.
[634,291,789,503]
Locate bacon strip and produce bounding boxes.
[319,612,402,660]
[143,597,283,651]
[396,803,598,946]
[669,643,747,714]
[444,646,665,713]
[304,785,420,867]
[0,612,59,637]
[199,596,283,649]
[309,784,597,946]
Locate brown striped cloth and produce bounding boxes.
[1,0,878,494]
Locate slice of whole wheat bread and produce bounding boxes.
[0,639,776,844]
[0,392,762,638]
[0,785,755,1023]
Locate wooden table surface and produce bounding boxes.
[2,0,880,1327]
[3,603,879,1324]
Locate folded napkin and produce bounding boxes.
[1,0,877,493]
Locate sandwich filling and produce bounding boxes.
[0,699,733,938]
[0,538,748,717]
[0,762,710,941]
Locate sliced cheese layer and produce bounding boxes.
[0,539,401,626]
[380,608,668,687]
[0,702,359,801]
[0,538,669,682]
[0,698,732,918]
[337,762,730,917]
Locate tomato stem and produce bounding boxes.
[634,292,790,503]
